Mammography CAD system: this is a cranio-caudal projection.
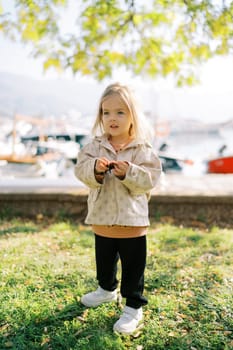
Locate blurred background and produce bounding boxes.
[0,0,233,182]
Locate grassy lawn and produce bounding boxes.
[0,217,232,350]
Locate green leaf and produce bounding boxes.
[1,0,233,85]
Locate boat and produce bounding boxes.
[207,156,233,174]
[21,133,85,164]
[0,142,67,177]
[158,142,194,173]
[0,114,69,177]
[207,144,233,174]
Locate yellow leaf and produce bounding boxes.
[168,331,176,337]
[133,14,143,25]
[36,213,43,220]
[43,58,62,71]
[41,337,50,346]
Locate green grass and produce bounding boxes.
[0,218,232,350]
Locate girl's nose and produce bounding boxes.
[110,113,116,121]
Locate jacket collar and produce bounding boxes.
[95,135,146,151]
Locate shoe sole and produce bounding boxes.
[81,297,118,307]
[113,320,144,335]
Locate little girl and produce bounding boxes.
[75,82,161,334]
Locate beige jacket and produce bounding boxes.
[74,136,162,226]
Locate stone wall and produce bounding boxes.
[0,193,232,227]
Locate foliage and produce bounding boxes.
[0,0,233,84]
[0,217,232,349]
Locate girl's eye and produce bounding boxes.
[103,111,109,116]
[118,111,124,115]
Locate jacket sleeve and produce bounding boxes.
[74,142,102,189]
[121,144,162,195]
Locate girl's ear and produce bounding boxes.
[129,123,133,136]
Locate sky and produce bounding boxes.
[1,1,233,124]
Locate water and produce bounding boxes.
[156,131,233,176]
[0,131,232,181]
[172,135,230,159]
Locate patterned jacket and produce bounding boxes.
[74,135,162,226]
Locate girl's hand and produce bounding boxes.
[111,161,129,180]
[95,158,110,174]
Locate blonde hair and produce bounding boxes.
[92,82,150,141]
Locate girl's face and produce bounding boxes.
[101,94,132,140]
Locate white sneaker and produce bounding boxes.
[113,306,143,334]
[81,286,117,307]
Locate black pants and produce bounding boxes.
[95,234,148,309]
